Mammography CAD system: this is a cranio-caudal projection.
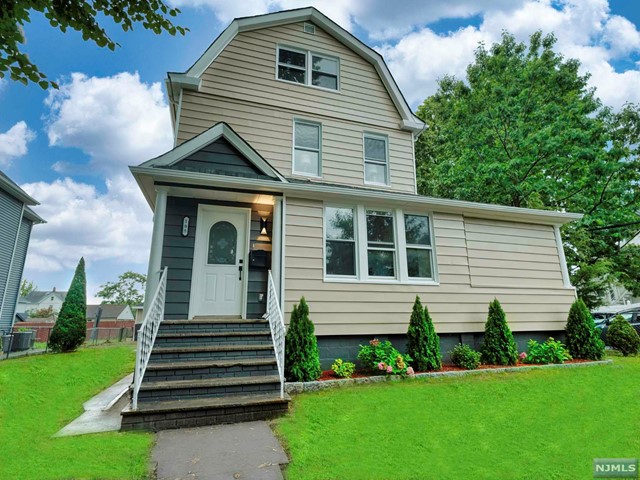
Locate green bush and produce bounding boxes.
[407,296,441,371]
[565,299,605,360]
[480,299,518,366]
[450,344,481,370]
[524,338,572,364]
[357,339,413,375]
[284,297,321,382]
[49,258,87,353]
[331,358,356,378]
[607,315,640,356]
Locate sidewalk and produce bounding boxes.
[152,421,289,480]
[0,348,46,361]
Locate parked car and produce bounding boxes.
[592,304,640,343]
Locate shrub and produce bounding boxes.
[450,344,481,370]
[331,358,356,378]
[49,258,87,353]
[284,297,322,382]
[407,296,441,371]
[480,299,518,366]
[524,338,572,364]
[607,315,640,356]
[565,299,605,360]
[357,339,413,375]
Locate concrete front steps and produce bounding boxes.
[121,317,289,431]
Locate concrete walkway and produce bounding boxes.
[55,373,132,437]
[152,422,289,480]
[0,348,46,361]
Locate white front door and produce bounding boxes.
[189,205,249,318]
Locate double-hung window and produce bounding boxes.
[277,46,339,91]
[364,134,389,185]
[325,207,356,276]
[404,214,434,279]
[293,120,321,177]
[366,210,396,278]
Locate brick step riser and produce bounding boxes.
[142,364,279,382]
[121,402,289,431]
[158,323,270,334]
[137,382,280,402]
[149,350,275,363]
[154,336,273,347]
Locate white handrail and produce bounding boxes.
[132,267,168,409]
[265,270,286,398]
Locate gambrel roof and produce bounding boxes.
[166,7,425,133]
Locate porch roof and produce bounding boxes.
[130,166,583,226]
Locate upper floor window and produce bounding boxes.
[277,46,339,91]
[293,120,321,177]
[364,134,389,186]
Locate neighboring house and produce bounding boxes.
[17,288,67,316]
[0,171,45,334]
[602,232,640,306]
[86,304,135,322]
[122,8,582,430]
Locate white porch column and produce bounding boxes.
[271,197,283,308]
[143,188,168,315]
[554,225,572,289]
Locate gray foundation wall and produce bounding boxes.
[316,331,566,369]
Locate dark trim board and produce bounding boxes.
[162,196,273,320]
[316,331,566,370]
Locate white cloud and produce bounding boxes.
[0,121,36,166]
[378,0,640,109]
[45,72,172,173]
[22,175,152,273]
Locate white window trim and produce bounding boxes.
[322,204,440,285]
[276,44,340,93]
[292,118,322,178]
[364,208,397,280]
[363,132,390,187]
[323,204,358,279]
[402,210,439,282]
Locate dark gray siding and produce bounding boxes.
[1,218,32,330]
[161,196,273,320]
[165,137,272,180]
[0,190,23,333]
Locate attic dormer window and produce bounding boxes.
[277,46,339,91]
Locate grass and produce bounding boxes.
[0,344,153,480]
[275,355,640,480]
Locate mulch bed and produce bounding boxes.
[317,359,594,381]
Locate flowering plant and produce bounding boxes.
[518,352,527,362]
[358,339,412,376]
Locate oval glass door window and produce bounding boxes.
[208,221,237,265]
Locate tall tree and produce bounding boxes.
[49,258,87,353]
[1,1,187,89]
[415,32,640,308]
[19,279,37,298]
[96,271,146,307]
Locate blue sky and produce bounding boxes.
[2,0,639,301]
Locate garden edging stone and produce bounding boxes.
[284,359,613,394]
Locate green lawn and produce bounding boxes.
[276,356,640,480]
[0,344,153,480]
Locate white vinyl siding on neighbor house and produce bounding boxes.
[276,45,339,91]
[285,197,575,336]
[293,120,321,177]
[323,205,437,284]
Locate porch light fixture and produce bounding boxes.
[260,217,268,235]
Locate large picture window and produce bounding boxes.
[364,134,389,185]
[325,207,356,276]
[404,214,434,279]
[277,46,339,91]
[293,120,321,176]
[323,206,438,284]
[366,210,395,278]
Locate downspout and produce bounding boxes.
[0,204,24,332]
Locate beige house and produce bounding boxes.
[123,8,581,430]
